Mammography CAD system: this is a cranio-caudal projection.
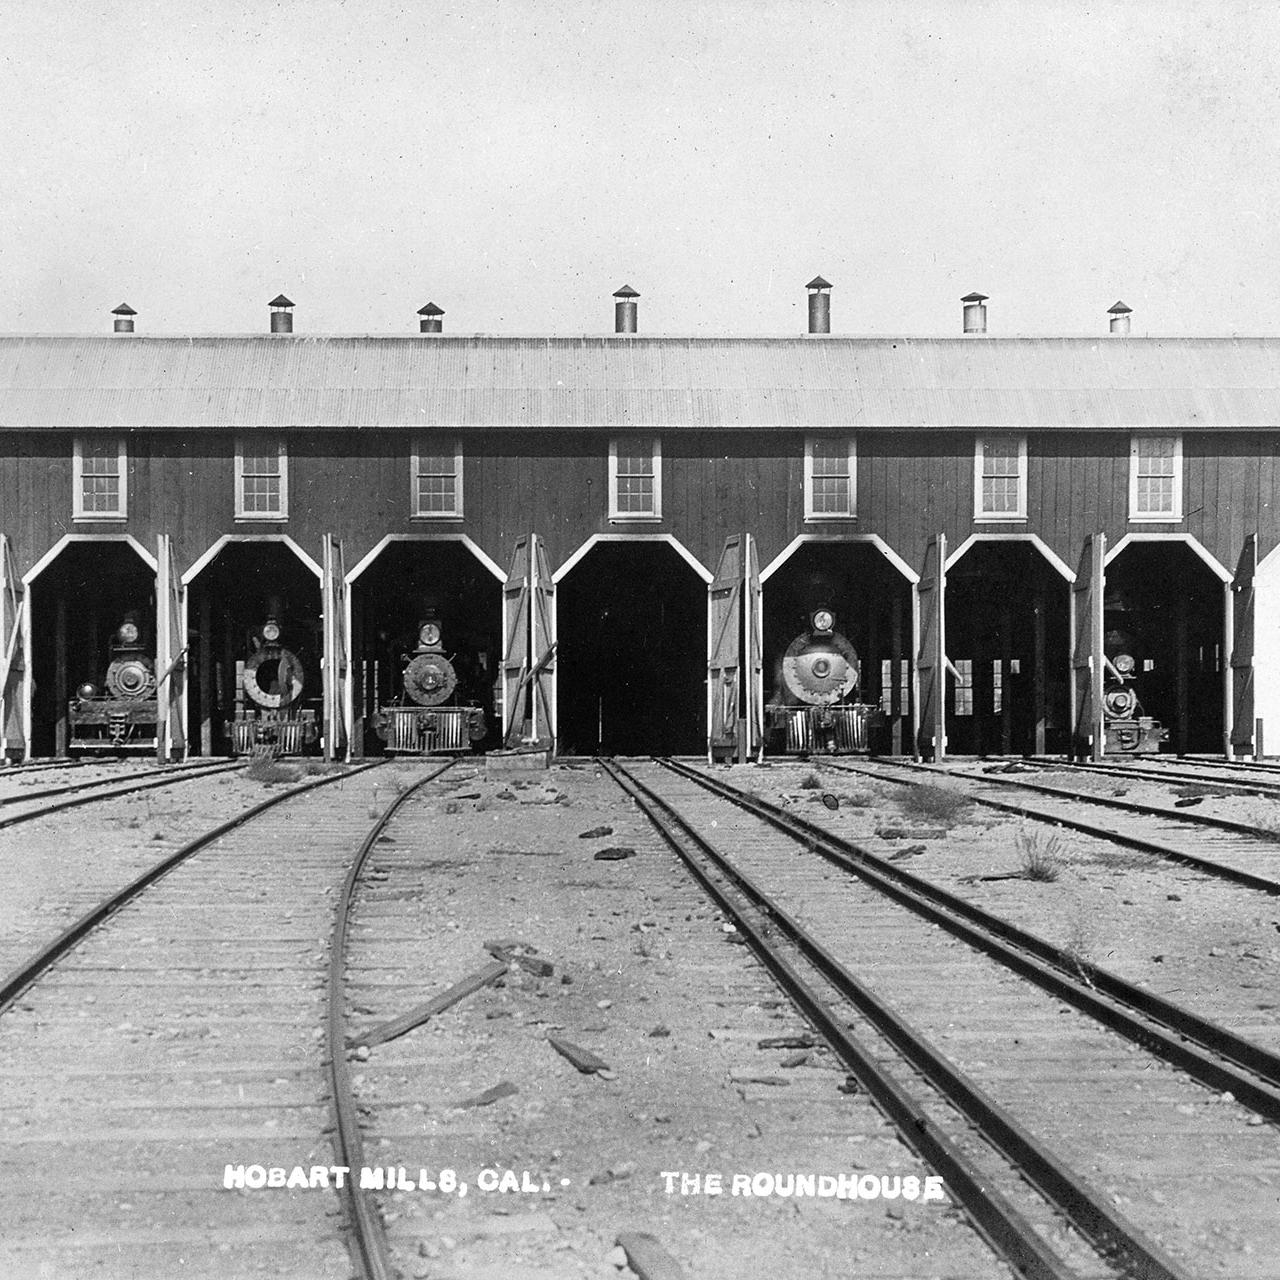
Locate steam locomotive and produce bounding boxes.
[68,613,159,752]
[372,615,486,754]
[766,605,882,754]
[1102,625,1167,754]
[229,613,319,755]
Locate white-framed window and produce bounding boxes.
[974,434,1027,521]
[1129,434,1182,521]
[73,437,127,520]
[804,435,857,519]
[235,437,288,520]
[609,436,662,519]
[411,440,463,518]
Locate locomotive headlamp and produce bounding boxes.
[419,622,441,647]
[118,621,139,645]
[1114,653,1135,675]
[262,621,281,643]
[811,609,834,634]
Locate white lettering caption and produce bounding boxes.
[223,1165,565,1196]
[659,1171,947,1201]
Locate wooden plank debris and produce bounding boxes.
[547,1035,611,1074]
[616,1231,686,1280]
[484,939,555,977]
[354,959,508,1048]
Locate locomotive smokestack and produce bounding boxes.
[269,295,294,334]
[417,302,444,333]
[962,292,988,334]
[1108,300,1132,335]
[613,285,638,334]
[806,277,832,334]
[111,303,136,334]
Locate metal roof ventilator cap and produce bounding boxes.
[111,303,136,334]
[417,302,444,333]
[614,285,638,334]
[962,292,988,334]
[269,294,294,333]
[1108,300,1132,335]
[806,276,832,334]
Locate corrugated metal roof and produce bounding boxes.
[0,334,1278,430]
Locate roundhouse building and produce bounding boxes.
[0,285,1275,762]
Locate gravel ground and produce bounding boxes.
[743,758,1280,1054]
[346,762,1005,1280]
[7,752,1278,1277]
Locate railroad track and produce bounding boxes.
[0,756,244,830]
[603,756,1280,1279]
[1022,755,1280,798]
[0,756,456,1280]
[822,757,1280,895]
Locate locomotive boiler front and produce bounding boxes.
[767,607,882,754]
[229,615,318,756]
[69,614,159,751]
[1102,626,1167,754]
[375,618,486,754]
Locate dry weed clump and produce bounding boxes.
[898,785,969,825]
[244,757,303,785]
[1016,826,1065,882]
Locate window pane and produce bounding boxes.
[82,449,118,476]
[617,475,654,512]
[417,454,454,476]
[811,440,849,475]
[243,453,280,476]
[812,476,850,513]
[417,475,457,512]
[82,475,120,511]
[982,476,1020,512]
[1136,475,1174,513]
[242,475,281,512]
[982,438,1020,476]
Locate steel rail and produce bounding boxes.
[0,758,245,832]
[826,757,1280,896]
[604,757,1189,1280]
[902,759,1280,840]
[325,759,457,1280]
[0,757,238,809]
[659,757,1280,1119]
[1022,756,1280,797]
[0,760,386,1016]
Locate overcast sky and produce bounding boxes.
[2,0,1278,337]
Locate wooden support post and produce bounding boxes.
[890,589,903,755]
[54,596,68,756]
[199,593,212,757]
[350,587,365,758]
[221,608,235,752]
[1176,592,1189,755]
[1033,577,1046,756]
[1000,597,1013,755]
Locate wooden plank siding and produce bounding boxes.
[2,429,1277,583]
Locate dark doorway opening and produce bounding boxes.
[187,542,322,755]
[762,542,913,754]
[557,541,705,755]
[350,541,501,755]
[30,542,156,757]
[945,542,1070,756]
[1105,542,1224,754]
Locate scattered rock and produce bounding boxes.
[1167,893,1182,902]
[729,1067,789,1086]
[758,1035,815,1049]
[1173,796,1203,808]
[877,827,947,840]
[648,1025,671,1038]
[579,825,614,839]
[888,844,928,860]
[821,793,840,810]
[594,846,636,861]
[780,1052,810,1068]
[451,1080,519,1110]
